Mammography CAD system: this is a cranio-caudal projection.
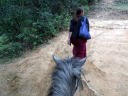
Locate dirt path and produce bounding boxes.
[0,0,128,96]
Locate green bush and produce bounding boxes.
[0,42,23,58]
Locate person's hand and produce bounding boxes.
[67,39,71,46]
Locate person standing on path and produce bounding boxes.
[68,8,90,59]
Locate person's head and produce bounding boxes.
[76,8,84,17]
[73,8,84,21]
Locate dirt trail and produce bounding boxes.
[0,0,128,96]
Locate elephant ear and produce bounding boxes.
[53,55,62,66]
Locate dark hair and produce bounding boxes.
[73,8,84,21]
[76,8,83,16]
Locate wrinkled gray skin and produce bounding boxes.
[48,56,86,96]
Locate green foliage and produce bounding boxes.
[0,0,95,59]
[0,42,23,58]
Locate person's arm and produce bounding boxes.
[67,20,73,45]
[68,32,72,45]
[86,17,90,32]
[68,32,72,40]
